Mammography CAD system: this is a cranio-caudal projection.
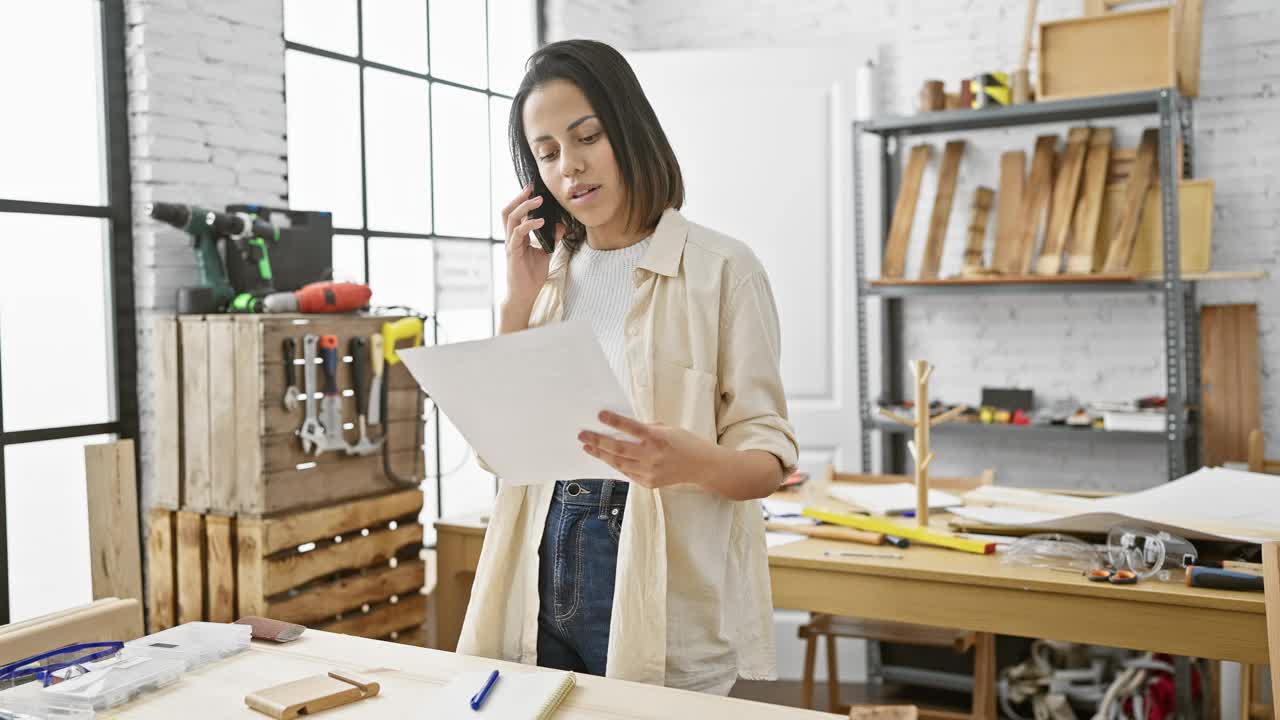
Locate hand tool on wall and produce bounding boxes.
[297,334,325,455]
[367,334,384,427]
[379,317,426,487]
[318,335,351,454]
[261,281,373,313]
[346,337,383,457]
[281,337,300,412]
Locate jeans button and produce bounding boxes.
[566,482,581,496]
[611,508,619,516]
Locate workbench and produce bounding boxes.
[100,629,840,719]
[433,517,1269,664]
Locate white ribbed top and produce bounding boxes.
[562,237,651,386]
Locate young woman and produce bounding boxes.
[456,39,798,696]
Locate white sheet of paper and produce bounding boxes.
[827,482,962,515]
[396,320,636,485]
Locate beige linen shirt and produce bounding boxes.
[457,208,799,694]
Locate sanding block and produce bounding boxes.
[235,616,306,643]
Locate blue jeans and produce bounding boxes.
[537,479,628,676]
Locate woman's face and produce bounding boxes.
[523,79,625,232]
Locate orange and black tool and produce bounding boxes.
[1087,569,1137,585]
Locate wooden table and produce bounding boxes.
[434,519,1269,665]
[101,629,839,718]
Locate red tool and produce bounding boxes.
[262,281,372,313]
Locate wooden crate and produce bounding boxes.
[1038,8,1177,102]
[145,489,428,644]
[163,314,424,515]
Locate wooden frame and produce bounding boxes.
[1038,8,1176,102]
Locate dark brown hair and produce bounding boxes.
[509,39,684,252]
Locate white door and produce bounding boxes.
[625,47,875,477]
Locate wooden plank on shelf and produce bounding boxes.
[1036,127,1091,275]
[175,510,206,624]
[263,523,424,596]
[236,517,268,618]
[1125,179,1214,276]
[870,273,1136,288]
[1102,128,1159,272]
[145,508,176,632]
[961,187,995,275]
[179,317,212,512]
[205,515,236,623]
[234,318,265,514]
[882,144,932,279]
[991,151,1026,274]
[1201,305,1260,468]
[206,317,237,513]
[152,317,181,509]
[262,449,421,516]
[1014,135,1058,273]
[1175,0,1204,98]
[318,593,427,639]
[262,488,425,555]
[1066,127,1114,273]
[84,440,143,606]
[266,562,426,626]
[920,140,966,279]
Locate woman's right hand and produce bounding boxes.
[500,184,563,333]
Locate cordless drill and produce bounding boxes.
[148,202,280,313]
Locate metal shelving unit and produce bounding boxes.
[852,88,1199,482]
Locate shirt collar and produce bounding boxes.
[547,208,688,282]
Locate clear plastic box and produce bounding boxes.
[123,622,251,672]
[38,654,184,711]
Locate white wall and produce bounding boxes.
[547,0,1280,490]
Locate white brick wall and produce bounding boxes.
[126,0,287,503]
[548,0,1280,489]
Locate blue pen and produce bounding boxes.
[470,670,500,711]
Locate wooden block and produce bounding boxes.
[205,515,236,623]
[1103,179,1213,275]
[1014,136,1058,273]
[145,509,176,632]
[1102,129,1159,272]
[1108,142,1182,185]
[267,563,426,626]
[1036,127,1091,275]
[84,440,143,606]
[1264,543,1280,720]
[152,317,181,509]
[1066,127,1114,273]
[961,187,995,275]
[237,517,268,618]
[882,144,932,279]
[1175,0,1203,97]
[318,593,427,640]
[262,487,425,555]
[264,523,424,596]
[991,151,1025,274]
[207,318,237,512]
[175,510,206,624]
[0,599,143,665]
[1201,305,1260,468]
[179,317,212,512]
[1038,8,1176,102]
[234,318,266,514]
[920,141,966,279]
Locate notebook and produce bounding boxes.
[432,670,576,719]
[827,482,962,516]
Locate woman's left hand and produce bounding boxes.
[579,411,720,490]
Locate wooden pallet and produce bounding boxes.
[156,314,424,515]
[145,489,427,644]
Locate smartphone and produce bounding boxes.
[529,175,562,253]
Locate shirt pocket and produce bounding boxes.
[652,359,718,440]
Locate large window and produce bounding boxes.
[283,0,536,541]
[0,0,137,623]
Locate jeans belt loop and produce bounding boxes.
[598,479,614,519]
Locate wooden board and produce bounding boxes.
[1104,179,1214,276]
[236,517,268,618]
[1201,305,1260,467]
[882,144,932,279]
[152,317,181,509]
[206,318,237,512]
[1264,542,1280,719]
[1014,136,1058,273]
[317,593,427,639]
[264,523,424,596]
[961,187,995,274]
[1176,0,1204,98]
[991,151,1025,274]
[175,510,206,624]
[179,318,212,512]
[920,140,966,279]
[234,318,265,514]
[1038,8,1176,102]
[264,449,422,515]
[870,273,1136,288]
[85,440,143,607]
[1065,127,1114,273]
[1102,129,1159,272]
[267,563,426,626]
[0,599,143,666]
[145,509,176,632]
[262,487,425,555]
[205,515,236,623]
[1035,127,1091,275]
[1109,142,1182,185]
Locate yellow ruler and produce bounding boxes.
[803,507,996,555]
